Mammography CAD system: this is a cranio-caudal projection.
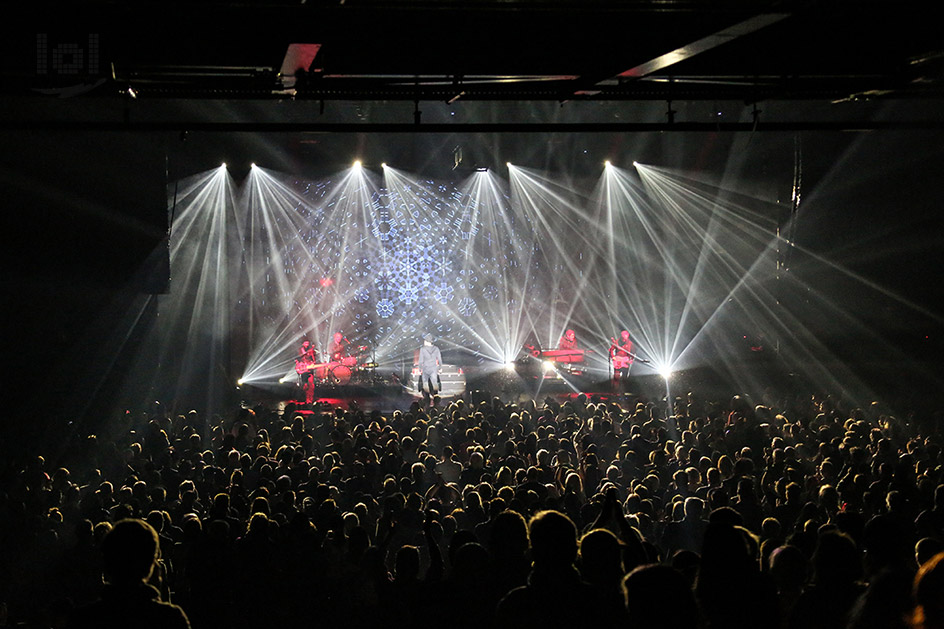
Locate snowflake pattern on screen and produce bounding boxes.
[376,298,395,319]
[243,178,525,359]
[397,279,421,306]
[432,282,455,304]
[458,297,477,317]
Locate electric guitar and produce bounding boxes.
[609,337,650,369]
[295,359,326,374]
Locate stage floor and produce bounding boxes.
[239,351,944,417]
[244,373,668,416]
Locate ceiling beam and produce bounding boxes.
[609,12,791,81]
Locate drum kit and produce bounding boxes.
[296,345,377,386]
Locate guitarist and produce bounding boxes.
[295,339,319,404]
[609,330,634,392]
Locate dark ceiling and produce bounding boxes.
[2,0,943,129]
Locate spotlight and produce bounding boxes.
[278,376,290,384]
[632,161,639,167]
[381,162,387,169]
[659,366,673,381]
[604,160,611,168]
[543,360,556,373]
[250,163,256,169]
[237,378,245,386]
[221,162,227,168]
[506,162,513,168]
[476,167,488,173]
[353,160,362,169]
[504,360,516,371]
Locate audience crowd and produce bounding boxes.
[3,387,944,628]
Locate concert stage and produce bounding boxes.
[237,348,944,418]
[238,362,738,416]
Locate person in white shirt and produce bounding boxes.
[418,333,442,404]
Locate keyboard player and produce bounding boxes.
[558,329,578,351]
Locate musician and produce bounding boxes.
[329,331,350,362]
[609,329,634,391]
[558,329,578,350]
[296,339,318,404]
[298,339,317,361]
[418,334,442,405]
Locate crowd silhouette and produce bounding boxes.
[2,388,944,628]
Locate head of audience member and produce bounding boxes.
[622,564,699,629]
[528,510,578,572]
[101,519,161,586]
